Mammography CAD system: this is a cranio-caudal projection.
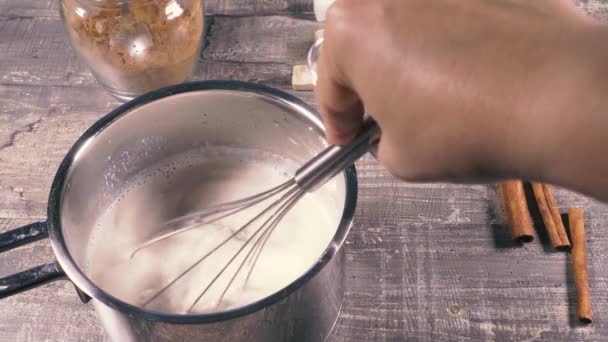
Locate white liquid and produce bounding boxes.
[86,147,343,314]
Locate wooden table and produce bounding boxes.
[2,1,608,341]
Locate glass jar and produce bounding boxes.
[309,0,334,85]
[307,37,322,85]
[59,0,204,101]
[313,0,335,22]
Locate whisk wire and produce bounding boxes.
[243,192,303,285]
[141,182,299,309]
[214,191,304,308]
[132,121,380,313]
[130,180,295,259]
[163,179,294,228]
[186,186,301,313]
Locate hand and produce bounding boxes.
[315,0,608,193]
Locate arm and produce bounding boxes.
[315,0,608,201]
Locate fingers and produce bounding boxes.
[314,2,365,146]
[315,65,364,145]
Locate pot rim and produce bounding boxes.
[47,80,358,324]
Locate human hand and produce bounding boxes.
[315,0,601,185]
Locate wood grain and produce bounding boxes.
[2,0,608,341]
[0,0,313,19]
[0,16,317,89]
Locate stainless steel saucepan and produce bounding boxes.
[0,81,357,342]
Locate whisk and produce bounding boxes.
[130,120,380,313]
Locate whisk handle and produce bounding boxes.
[295,119,380,191]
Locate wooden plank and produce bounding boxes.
[202,15,319,64]
[2,87,608,340]
[3,0,608,341]
[203,0,313,16]
[0,81,313,341]
[0,0,313,19]
[0,16,318,88]
[329,164,608,341]
[2,0,607,20]
[0,218,106,341]
[0,81,313,222]
[0,16,95,87]
[3,0,608,20]
[577,0,608,21]
[0,0,58,19]
[0,84,120,219]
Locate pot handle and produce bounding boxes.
[0,221,67,299]
[0,262,65,299]
[0,221,49,253]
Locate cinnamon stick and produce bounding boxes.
[499,180,534,243]
[569,208,592,324]
[544,185,571,247]
[531,183,571,250]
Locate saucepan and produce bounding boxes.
[0,81,357,341]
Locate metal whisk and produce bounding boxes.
[130,120,380,313]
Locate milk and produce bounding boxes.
[85,147,343,314]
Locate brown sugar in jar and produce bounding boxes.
[60,0,204,101]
